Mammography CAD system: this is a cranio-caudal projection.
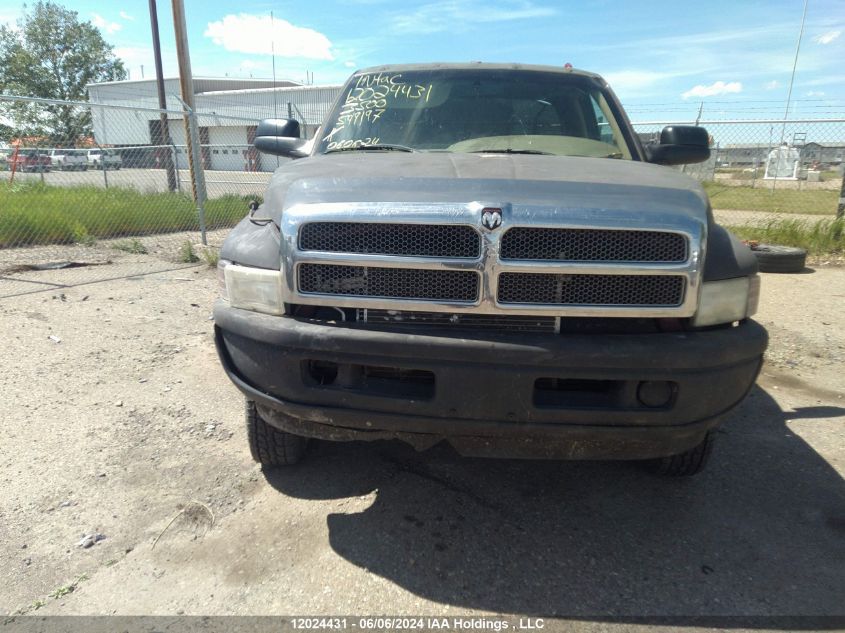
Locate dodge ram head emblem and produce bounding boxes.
[481,207,503,230]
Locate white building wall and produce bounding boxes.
[88,80,342,148]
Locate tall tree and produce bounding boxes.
[0,1,126,144]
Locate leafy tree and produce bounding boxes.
[0,1,126,144]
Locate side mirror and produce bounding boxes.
[644,125,710,166]
[254,118,309,158]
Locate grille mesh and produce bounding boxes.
[500,227,687,262]
[498,273,685,306]
[300,223,480,258]
[299,264,479,301]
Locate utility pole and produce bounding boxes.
[149,0,176,191]
[171,0,201,202]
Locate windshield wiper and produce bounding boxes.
[326,144,416,153]
[470,148,553,155]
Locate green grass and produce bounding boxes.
[202,246,220,267]
[730,217,844,255]
[703,181,838,215]
[0,181,257,247]
[179,240,200,263]
[112,238,148,254]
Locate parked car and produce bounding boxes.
[214,63,767,476]
[86,148,122,170]
[10,149,52,172]
[49,149,88,171]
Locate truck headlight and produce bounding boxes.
[693,275,760,327]
[220,262,284,316]
[217,259,231,301]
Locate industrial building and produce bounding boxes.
[86,77,342,172]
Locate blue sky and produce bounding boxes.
[1,0,843,121]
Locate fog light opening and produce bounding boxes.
[307,360,339,386]
[637,381,676,408]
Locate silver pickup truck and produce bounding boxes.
[213,63,767,476]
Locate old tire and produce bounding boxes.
[647,431,715,477]
[753,244,807,273]
[246,399,307,466]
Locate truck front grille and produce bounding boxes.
[299,264,479,302]
[497,273,685,306]
[299,222,480,258]
[501,227,687,262]
[284,203,703,318]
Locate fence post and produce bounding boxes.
[100,147,109,189]
[837,168,845,219]
[170,141,181,193]
[185,108,208,245]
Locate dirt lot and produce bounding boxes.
[1,263,843,626]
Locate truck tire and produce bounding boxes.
[245,399,307,466]
[647,431,714,476]
[753,244,806,273]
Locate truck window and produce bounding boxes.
[319,69,631,159]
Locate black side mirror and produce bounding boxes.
[254,118,309,158]
[644,125,710,166]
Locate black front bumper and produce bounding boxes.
[214,301,767,460]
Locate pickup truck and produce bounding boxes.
[86,148,122,170]
[10,149,52,172]
[214,63,767,476]
[49,149,88,171]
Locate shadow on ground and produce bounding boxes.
[264,386,845,625]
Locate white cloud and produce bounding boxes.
[240,59,267,70]
[805,90,826,97]
[0,9,21,26]
[204,14,334,60]
[392,0,555,34]
[764,80,779,90]
[813,30,841,45]
[91,13,122,35]
[681,80,742,99]
[119,11,134,21]
[344,60,357,68]
[604,70,673,92]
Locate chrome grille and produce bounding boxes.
[358,309,558,332]
[299,264,479,302]
[498,273,685,306]
[300,222,480,258]
[501,227,687,262]
[282,202,704,318]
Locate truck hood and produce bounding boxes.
[263,152,711,225]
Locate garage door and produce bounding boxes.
[208,126,247,171]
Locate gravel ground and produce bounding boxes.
[0,263,843,628]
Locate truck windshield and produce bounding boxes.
[318,69,633,158]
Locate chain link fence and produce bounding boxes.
[632,118,845,231]
[1,92,843,298]
[0,95,279,297]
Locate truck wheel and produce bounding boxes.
[647,431,714,476]
[753,244,806,273]
[245,399,307,466]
